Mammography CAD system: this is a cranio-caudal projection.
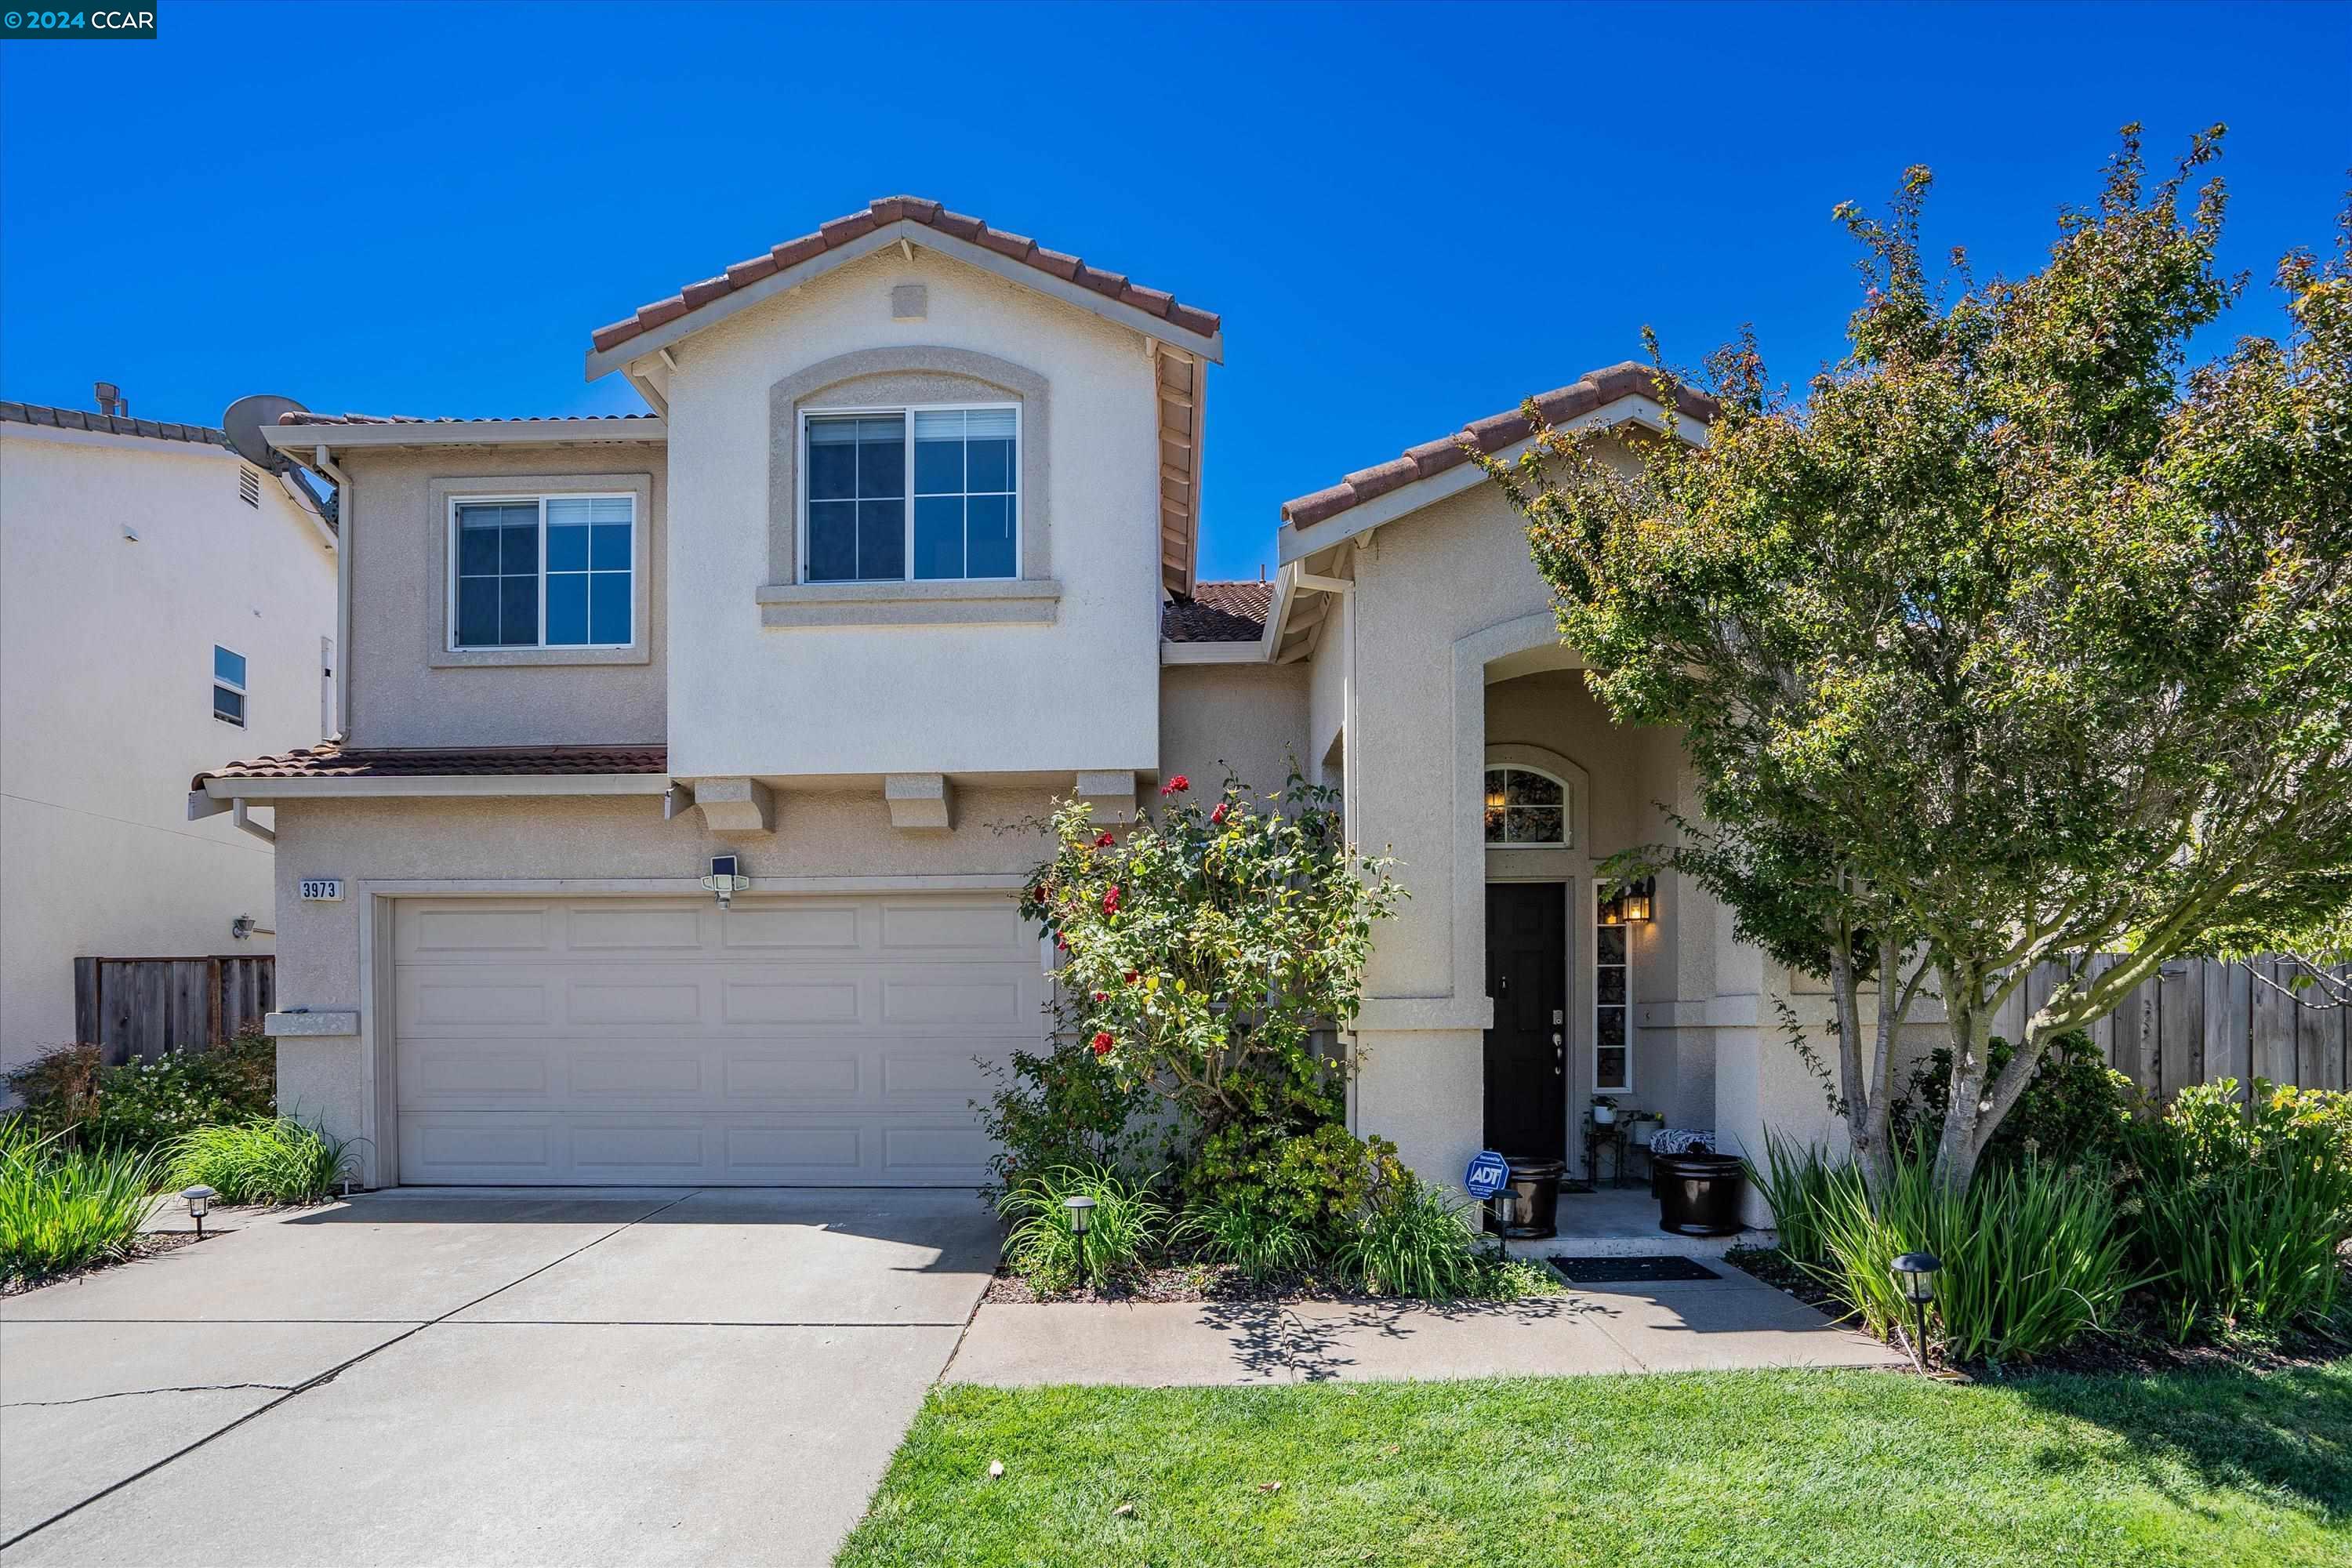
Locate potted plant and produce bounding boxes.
[1590,1094,1619,1126]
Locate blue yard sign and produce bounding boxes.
[1464,1149,1512,1200]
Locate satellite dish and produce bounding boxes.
[222,394,308,467]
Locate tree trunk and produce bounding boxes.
[1931,964,1992,1193]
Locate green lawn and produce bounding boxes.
[836,1363,2350,1567]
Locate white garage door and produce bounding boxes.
[392,895,1046,1185]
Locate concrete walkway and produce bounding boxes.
[947,1263,1906,1386]
[1,1188,1000,1567]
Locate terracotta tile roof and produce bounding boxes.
[2,398,236,452]
[195,743,668,789]
[590,195,1222,356]
[278,412,659,426]
[1279,362,1719,530]
[1162,580,1272,643]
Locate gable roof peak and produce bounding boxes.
[587,195,1223,363]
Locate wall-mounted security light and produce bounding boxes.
[699,855,752,909]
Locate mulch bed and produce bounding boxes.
[1723,1243,2350,1380]
[986,1261,1392,1305]
[984,1255,1561,1306]
[1,1231,207,1297]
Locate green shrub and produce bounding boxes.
[1,1117,165,1282]
[1,1044,103,1137]
[974,1036,1155,1206]
[1175,1195,1319,1282]
[1744,1130,1862,1269]
[1336,1178,1494,1300]
[1185,1122,1406,1249]
[1890,1029,2138,1169]
[998,1164,1169,1293]
[1809,1149,2136,1363]
[2121,1078,2352,1341]
[6,1034,278,1156]
[168,1116,351,1205]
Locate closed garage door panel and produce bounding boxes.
[393,895,1044,1185]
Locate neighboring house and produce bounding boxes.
[201,196,1845,1211]
[2,393,338,1077]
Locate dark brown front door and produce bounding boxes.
[1483,881,1567,1163]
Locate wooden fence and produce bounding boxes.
[1988,955,2350,1098]
[72,956,275,1066]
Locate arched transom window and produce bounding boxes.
[1483,765,1571,847]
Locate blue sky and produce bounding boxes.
[3,1,2344,581]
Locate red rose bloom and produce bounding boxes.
[1089,1031,1115,1056]
[1094,831,1116,848]
[1161,775,1189,795]
[1090,989,1109,1003]
[1102,885,1121,914]
[1124,970,1140,984]
[1210,802,1229,825]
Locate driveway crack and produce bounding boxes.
[4,1383,299,1409]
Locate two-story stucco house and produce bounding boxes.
[2,393,338,1076]
[201,197,1840,1210]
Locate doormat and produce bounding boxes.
[1548,1255,1722,1283]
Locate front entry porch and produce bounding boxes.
[1513,1185,1763,1260]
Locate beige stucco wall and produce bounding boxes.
[0,426,336,1073]
[339,442,668,749]
[659,248,1165,780]
[1157,661,1311,803]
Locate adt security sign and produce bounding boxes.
[1464,1150,1512,1200]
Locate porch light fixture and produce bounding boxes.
[1890,1250,1940,1370]
[1621,877,1656,924]
[183,1185,216,1239]
[1483,778,1508,813]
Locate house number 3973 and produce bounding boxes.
[299,878,344,902]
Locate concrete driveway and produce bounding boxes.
[0,1188,1000,1567]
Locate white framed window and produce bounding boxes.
[449,494,635,650]
[1483,765,1571,847]
[212,644,247,727]
[1595,887,1632,1093]
[800,404,1018,583]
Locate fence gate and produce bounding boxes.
[71,956,276,1065]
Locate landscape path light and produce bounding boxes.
[1064,1194,1096,1293]
[1890,1250,1941,1370]
[183,1185,216,1240]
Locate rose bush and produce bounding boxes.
[1019,772,1401,1138]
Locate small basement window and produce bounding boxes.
[212,644,247,727]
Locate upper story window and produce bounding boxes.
[212,644,246,727]
[803,405,1018,583]
[452,495,634,650]
[1483,765,1570,846]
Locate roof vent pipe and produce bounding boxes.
[94,382,122,418]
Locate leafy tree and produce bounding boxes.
[1475,128,2352,1193]
[1019,773,1402,1138]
